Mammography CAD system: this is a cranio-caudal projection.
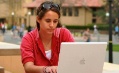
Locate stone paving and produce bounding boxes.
[0,30,119,64]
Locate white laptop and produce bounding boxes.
[57,42,107,73]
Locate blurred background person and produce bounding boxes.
[83,28,91,42]
[93,24,98,36]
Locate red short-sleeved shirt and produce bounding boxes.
[20,27,74,66]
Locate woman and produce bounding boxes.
[20,1,74,73]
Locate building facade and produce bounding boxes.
[24,0,106,27]
[0,0,33,26]
[60,0,107,26]
[0,0,106,27]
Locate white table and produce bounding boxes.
[103,62,119,73]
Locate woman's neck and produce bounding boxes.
[39,31,52,50]
[39,32,52,41]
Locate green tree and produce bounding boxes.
[95,0,119,25]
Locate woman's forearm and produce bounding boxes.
[24,62,44,73]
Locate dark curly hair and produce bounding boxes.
[36,1,62,30]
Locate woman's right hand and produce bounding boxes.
[44,66,57,73]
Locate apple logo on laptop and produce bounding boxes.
[80,58,85,65]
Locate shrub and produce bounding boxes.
[65,23,114,31]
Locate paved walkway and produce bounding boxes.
[0,30,119,64]
[73,33,119,44]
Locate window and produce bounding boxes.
[68,7,72,16]
[74,7,79,16]
[62,7,67,16]
[92,8,97,17]
[31,8,34,15]
[92,19,97,23]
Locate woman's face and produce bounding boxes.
[37,10,59,35]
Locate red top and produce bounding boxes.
[20,28,74,66]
